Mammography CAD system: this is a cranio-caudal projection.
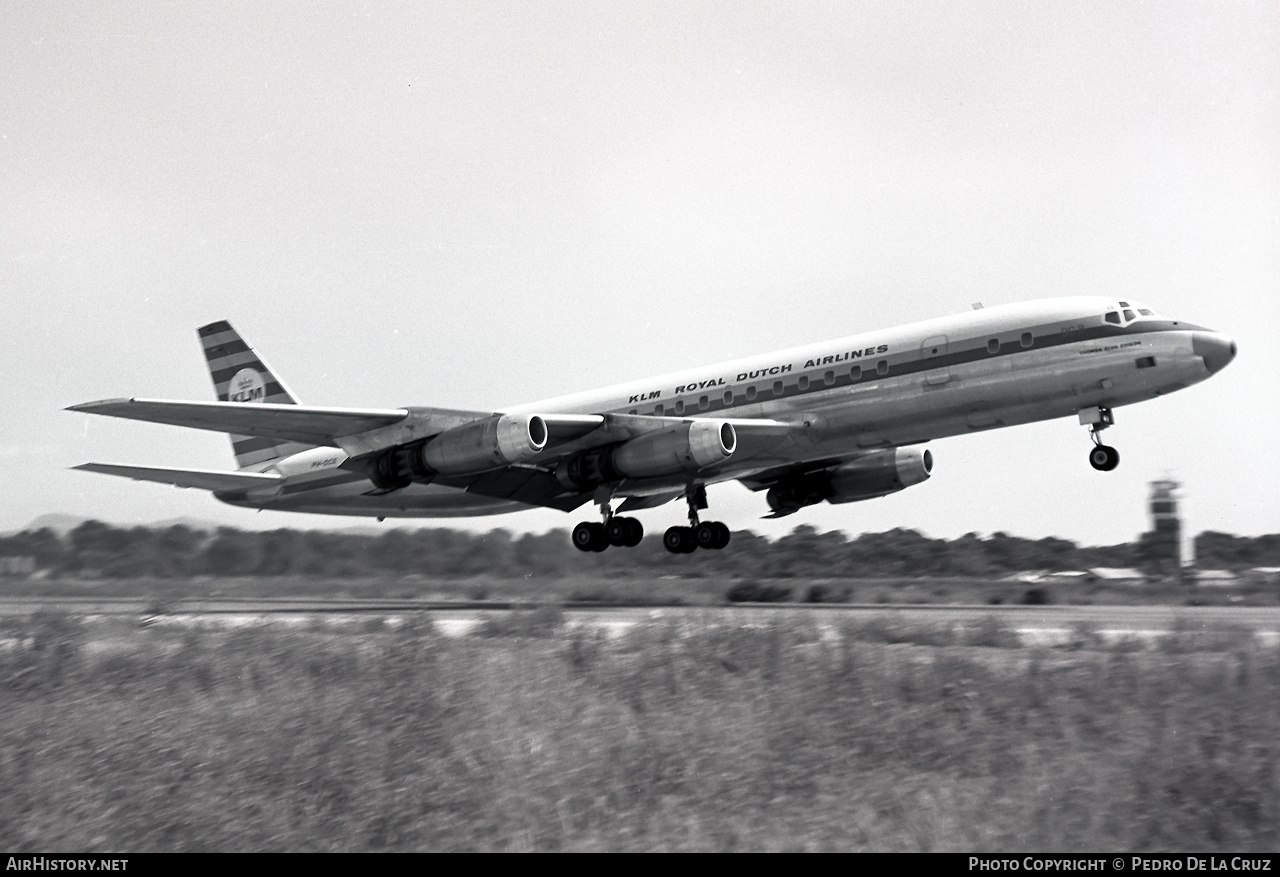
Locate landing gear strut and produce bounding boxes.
[1080,406,1120,471]
[663,485,731,554]
[571,493,643,552]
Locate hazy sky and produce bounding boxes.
[3,1,1277,545]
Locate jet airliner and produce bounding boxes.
[69,298,1235,554]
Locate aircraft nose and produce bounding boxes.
[1192,331,1237,375]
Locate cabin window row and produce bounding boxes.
[631,359,893,415]
[632,331,1059,416]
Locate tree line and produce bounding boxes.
[0,521,1275,580]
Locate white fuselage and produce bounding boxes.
[230,296,1231,517]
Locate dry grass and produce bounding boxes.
[1,611,1277,851]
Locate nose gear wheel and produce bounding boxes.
[1080,406,1120,472]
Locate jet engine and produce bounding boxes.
[556,421,736,491]
[766,447,932,515]
[420,412,547,474]
[367,413,548,490]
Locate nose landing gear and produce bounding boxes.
[663,485,731,554]
[1080,406,1120,471]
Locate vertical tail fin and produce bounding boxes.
[197,321,313,471]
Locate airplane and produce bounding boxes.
[68,297,1235,554]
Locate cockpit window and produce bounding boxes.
[1123,309,1135,321]
[1119,301,1130,308]
[1138,308,1154,316]
[1105,311,1121,324]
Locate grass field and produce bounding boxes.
[1,609,1277,851]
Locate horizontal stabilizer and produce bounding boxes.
[67,398,409,447]
[73,463,283,492]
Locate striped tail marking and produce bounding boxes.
[197,320,313,471]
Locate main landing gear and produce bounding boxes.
[570,485,731,554]
[571,495,643,553]
[1080,406,1120,471]
[663,485,731,554]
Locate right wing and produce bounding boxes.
[433,414,798,511]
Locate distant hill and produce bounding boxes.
[19,514,91,535]
[17,514,225,536]
[13,514,392,537]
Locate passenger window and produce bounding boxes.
[746,386,757,401]
[1136,356,1156,369]
[674,400,684,415]
[1123,309,1136,322]
[772,380,784,396]
[698,395,709,410]
[987,338,999,354]
[653,404,663,415]
[723,390,733,406]
[1020,332,1033,348]
[1105,312,1121,324]
[850,365,862,381]
[797,376,809,391]
[629,409,637,415]
[876,360,889,376]
[824,370,835,386]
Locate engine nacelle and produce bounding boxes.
[827,447,933,504]
[613,420,736,478]
[766,447,933,515]
[420,413,548,475]
[366,413,548,489]
[556,421,736,491]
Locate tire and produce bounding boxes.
[573,521,608,552]
[712,521,731,549]
[664,526,695,554]
[572,521,596,552]
[604,517,629,546]
[1090,445,1119,471]
[695,522,720,549]
[623,517,644,547]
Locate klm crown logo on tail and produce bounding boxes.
[197,320,313,471]
[227,368,266,403]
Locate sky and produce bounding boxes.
[2,1,1277,546]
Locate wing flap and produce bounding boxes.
[68,398,411,447]
[73,463,283,493]
[434,468,593,513]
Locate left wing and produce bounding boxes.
[72,463,283,493]
[70,393,804,512]
[67,398,413,447]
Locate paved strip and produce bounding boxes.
[2,597,1277,630]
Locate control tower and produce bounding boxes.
[1145,478,1183,579]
